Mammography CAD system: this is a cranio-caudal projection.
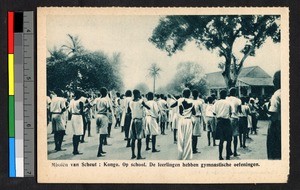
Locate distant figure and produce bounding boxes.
[249,98,259,135]
[81,93,93,142]
[158,94,168,135]
[121,90,132,147]
[267,71,281,159]
[170,95,181,144]
[114,92,122,128]
[213,90,232,160]
[205,96,216,146]
[239,97,250,148]
[191,90,203,154]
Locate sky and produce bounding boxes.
[46,15,281,90]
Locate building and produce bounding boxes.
[205,66,274,98]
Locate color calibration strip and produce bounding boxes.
[8,11,16,177]
[8,11,35,177]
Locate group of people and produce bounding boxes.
[47,71,281,160]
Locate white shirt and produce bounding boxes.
[129,99,144,119]
[269,89,281,120]
[123,97,132,113]
[239,104,250,117]
[69,99,82,114]
[47,96,51,109]
[192,99,203,116]
[94,97,110,114]
[50,95,66,113]
[212,99,231,119]
[158,99,168,112]
[226,96,241,119]
[205,104,214,117]
[145,100,159,118]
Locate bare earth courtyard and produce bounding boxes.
[47,120,269,160]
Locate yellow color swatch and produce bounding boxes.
[8,54,14,95]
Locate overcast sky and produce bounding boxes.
[46,15,281,90]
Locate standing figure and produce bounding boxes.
[239,97,250,148]
[81,94,93,142]
[47,91,52,126]
[177,88,195,160]
[121,90,132,147]
[94,87,111,157]
[105,93,114,141]
[249,98,259,135]
[145,92,160,153]
[205,96,217,146]
[114,92,122,128]
[191,90,203,154]
[213,90,232,160]
[167,94,176,130]
[50,89,66,151]
[158,94,168,135]
[170,95,181,144]
[267,71,281,159]
[226,87,241,157]
[69,90,84,155]
[128,89,150,159]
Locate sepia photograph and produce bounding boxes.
[37,7,289,183]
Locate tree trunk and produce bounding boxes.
[222,56,238,89]
[153,77,156,94]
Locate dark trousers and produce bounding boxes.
[192,136,198,153]
[72,135,81,154]
[54,130,65,150]
[97,134,106,156]
[82,120,91,142]
[173,129,178,142]
[124,114,132,138]
[267,120,281,159]
[251,115,258,134]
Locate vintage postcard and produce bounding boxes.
[37,7,289,183]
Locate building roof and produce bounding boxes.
[205,66,274,89]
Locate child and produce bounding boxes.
[191,90,203,154]
[213,90,232,160]
[69,90,84,155]
[144,92,160,153]
[170,95,180,144]
[121,90,132,147]
[171,88,195,160]
[158,94,168,135]
[128,89,150,159]
[94,87,111,157]
[239,97,250,148]
[205,96,217,146]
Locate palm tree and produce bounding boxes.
[61,34,84,56]
[148,63,161,93]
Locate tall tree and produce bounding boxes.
[47,35,124,92]
[147,63,162,93]
[61,34,85,56]
[165,62,208,95]
[149,15,280,88]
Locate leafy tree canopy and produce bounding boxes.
[47,34,124,93]
[149,15,280,87]
[165,62,208,95]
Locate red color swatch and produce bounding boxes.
[8,12,14,54]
